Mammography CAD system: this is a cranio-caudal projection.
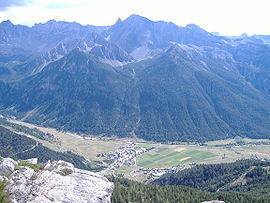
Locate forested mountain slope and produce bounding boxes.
[1,15,270,142]
[154,159,270,196]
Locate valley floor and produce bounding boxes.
[1,118,270,182]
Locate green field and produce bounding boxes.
[206,137,270,146]
[115,165,137,174]
[137,146,216,168]
[137,141,270,169]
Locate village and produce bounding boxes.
[131,164,185,178]
[98,142,188,178]
[100,141,270,179]
[103,143,147,170]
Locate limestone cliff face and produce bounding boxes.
[0,158,114,203]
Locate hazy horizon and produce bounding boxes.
[0,15,254,38]
[0,0,269,36]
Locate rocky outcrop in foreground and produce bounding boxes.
[0,158,114,203]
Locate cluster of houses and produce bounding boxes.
[0,114,16,120]
[102,143,194,178]
[105,143,147,170]
[131,164,185,178]
[250,154,267,161]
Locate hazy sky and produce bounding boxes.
[0,0,269,35]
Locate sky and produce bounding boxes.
[0,0,269,36]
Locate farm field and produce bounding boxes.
[206,137,270,146]
[137,143,270,168]
[137,146,216,168]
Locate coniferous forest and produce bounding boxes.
[110,177,270,203]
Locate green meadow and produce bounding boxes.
[137,146,216,168]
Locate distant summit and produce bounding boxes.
[115,18,122,25]
[0,20,13,26]
[225,33,250,39]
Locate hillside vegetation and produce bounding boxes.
[110,177,270,203]
[154,159,270,196]
[0,126,92,170]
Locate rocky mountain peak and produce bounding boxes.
[0,20,13,27]
[0,157,114,203]
[46,19,57,24]
[123,14,152,26]
[186,23,205,31]
[115,18,122,25]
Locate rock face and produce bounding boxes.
[0,158,114,203]
[0,158,17,176]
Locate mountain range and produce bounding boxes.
[1,14,270,142]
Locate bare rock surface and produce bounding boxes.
[1,158,113,203]
[0,158,17,176]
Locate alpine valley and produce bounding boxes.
[1,14,270,203]
[1,15,270,142]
